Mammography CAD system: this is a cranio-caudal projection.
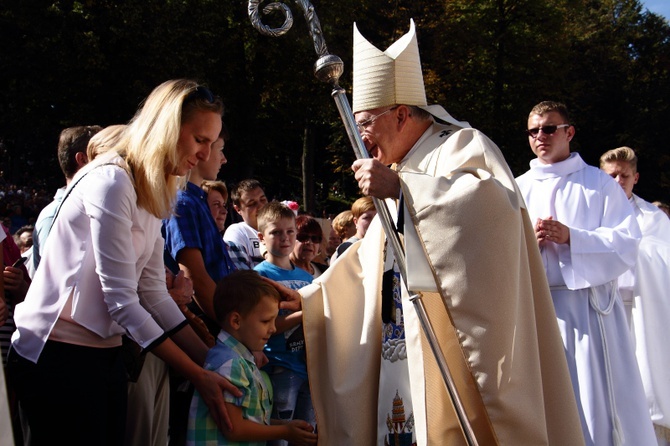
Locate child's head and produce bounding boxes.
[213,270,280,351]
[257,201,297,259]
[351,196,377,238]
[332,210,355,240]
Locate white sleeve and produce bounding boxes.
[137,234,186,333]
[559,177,641,288]
[84,167,165,347]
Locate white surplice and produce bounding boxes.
[619,194,670,444]
[516,152,656,446]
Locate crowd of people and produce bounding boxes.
[1,18,670,446]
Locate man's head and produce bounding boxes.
[352,20,464,166]
[231,179,268,230]
[354,105,432,164]
[213,270,280,352]
[351,196,377,239]
[58,125,103,180]
[257,201,297,259]
[527,101,575,165]
[599,146,639,199]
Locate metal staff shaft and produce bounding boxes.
[248,3,478,444]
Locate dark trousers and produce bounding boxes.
[8,341,127,446]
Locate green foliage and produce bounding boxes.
[1,0,669,210]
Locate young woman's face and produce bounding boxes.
[172,110,222,176]
[197,137,227,181]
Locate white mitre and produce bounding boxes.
[352,19,468,128]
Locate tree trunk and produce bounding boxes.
[302,123,315,214]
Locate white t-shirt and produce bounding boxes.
[223,222,264,268]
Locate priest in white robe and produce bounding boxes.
[600,146,670,445]
[516,102,655,446]
[299,21,584,446]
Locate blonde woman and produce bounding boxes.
[8,79,240,445]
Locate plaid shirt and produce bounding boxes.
[163,182,236,281]
[224,222,265,269]
[187,331,272,445]
[226,242,253,271]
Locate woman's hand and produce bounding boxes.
[167,270,194,306]
[252,351,269,369]
[191,368,243,433]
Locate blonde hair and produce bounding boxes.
[652,201,670,218]
[87,125,127,161]
[599,146,638,172]
[351,196,375,219]
[110,79,223,218]
[332,210,354,239]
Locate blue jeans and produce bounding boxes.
[267,366,315,446]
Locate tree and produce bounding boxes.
[1,0,669,212]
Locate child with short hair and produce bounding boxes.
[253,202,315,446]
[187,270,317,445]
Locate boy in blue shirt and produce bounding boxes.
[253,202,315,445]
[187,270,316,445]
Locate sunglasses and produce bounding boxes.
[296,233,323,244]
[526,124,569,138]
[185,86,215,105]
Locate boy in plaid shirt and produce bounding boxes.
[187,270,317,445]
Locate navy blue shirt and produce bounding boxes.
[162,182,235,281]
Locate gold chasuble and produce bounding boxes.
[300,124,584,445]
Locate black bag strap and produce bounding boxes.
[47,156,121,241]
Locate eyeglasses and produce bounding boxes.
[355,106,398,133]
[526,124,569,138]
[185,86,215,105]
[296,233,323,244]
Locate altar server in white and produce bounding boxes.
[516,101,654,446]
[600,146,670,445]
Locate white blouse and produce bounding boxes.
[12,154,184,363]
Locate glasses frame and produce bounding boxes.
[526,124,570,138]
[355,106,399,133]
[296,233,323,244]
